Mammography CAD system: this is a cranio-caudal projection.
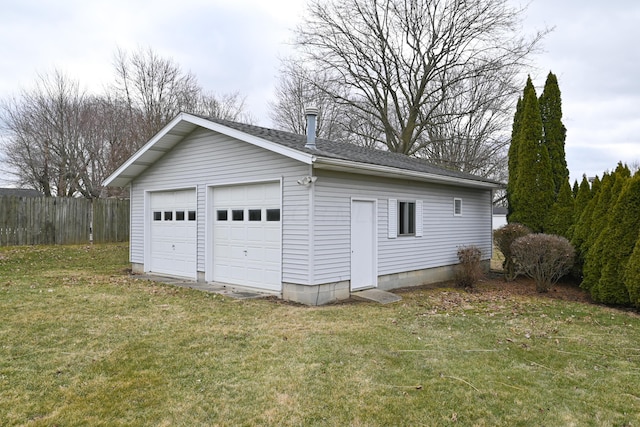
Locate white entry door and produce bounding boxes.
[212,182,281,291]
[149,189,197,279]
[351,200,376,290]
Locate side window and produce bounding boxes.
[398,201,415,236]
[454,198,463,216]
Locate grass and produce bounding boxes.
[1,244,639,426]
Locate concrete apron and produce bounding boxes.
[135,274,403,304]
[351,288,403,304]
[135,274,268,300]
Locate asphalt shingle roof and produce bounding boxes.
[0,188,42,197]
[204,116,502,186]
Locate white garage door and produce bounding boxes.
[149,189,197,279]
[213,182,281,291]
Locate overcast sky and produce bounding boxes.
[1,0,638,185]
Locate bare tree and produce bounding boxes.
[0,72,128,198]
[269,60,351,142]
[111,47,201,145]
[194,91,254,123]
[75,95,141,198]
[1,48,252,197]
[418,68,515,179]
[111,47,253,147]
[1,71,88,196]
[294,0,545,171]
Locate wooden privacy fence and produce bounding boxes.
[0,196,129,246]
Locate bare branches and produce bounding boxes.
[1,47,251,197]
[111,47,201,143]
[292,0,546,178]
[1,71,88,197]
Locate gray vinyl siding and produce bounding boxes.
[130,127,310,284]
[312,170,492,285]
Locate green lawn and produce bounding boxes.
[0,244,639,426]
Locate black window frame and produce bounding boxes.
[398,201,416,236]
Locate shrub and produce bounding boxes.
[493,223,531,281]
[454,246,483,289]
[511,234,575,293]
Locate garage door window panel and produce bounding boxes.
[217,210,228,221]
[249,209,262,221]
[232,210,244,221]
[266,209,280,221]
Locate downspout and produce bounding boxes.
[305,107,318,289]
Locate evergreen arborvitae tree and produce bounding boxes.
[568,175,594,242]
[624,233,640,307]
[509,77,554,232]
[507,96,523,221]
[572,179,579,198]
[591,174,640,305]
[546,179,575,239]
[584,175,612,251]
[570,175,599,279]
[579,173,611,292]
[582,164,631,295]
[539,72,569,198]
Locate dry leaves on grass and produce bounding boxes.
[398,274,593,317]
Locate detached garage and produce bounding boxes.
[104,112,501,305]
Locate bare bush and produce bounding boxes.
[511,234,575,292]
[493,223,531,281]
[454,246,484,289]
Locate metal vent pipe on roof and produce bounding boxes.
[305,107,318,149]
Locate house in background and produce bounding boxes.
[104,111,502,305]
[0,188,43,197]
[492,206,508,230]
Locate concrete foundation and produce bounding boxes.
[131,261,490,306]
[131,263,144,274]
[282,280,350,306]
[377,264,457,291]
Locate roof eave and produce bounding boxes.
[313,157,503,190]
[103,113,315,188]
